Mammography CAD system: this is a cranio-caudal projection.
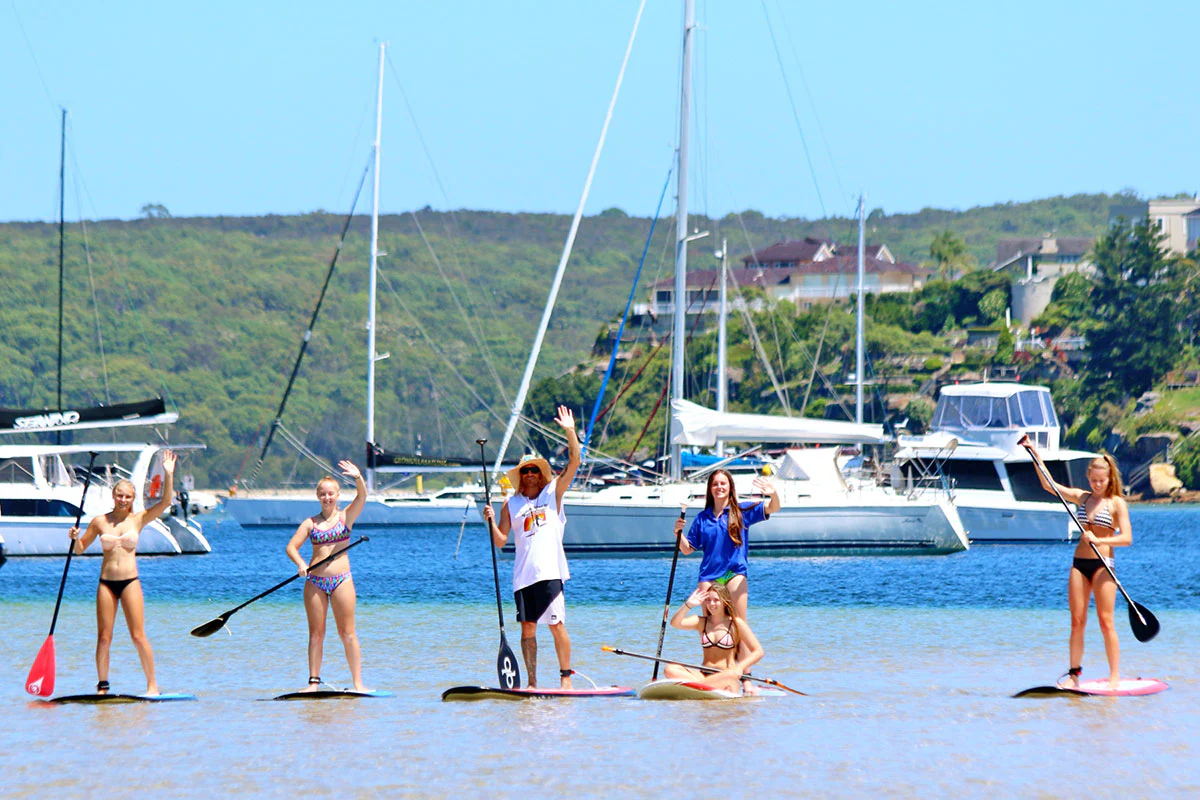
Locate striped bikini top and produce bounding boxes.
[1075,494,1113,528]
[309,516,349,545]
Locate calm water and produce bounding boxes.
[2,507,1199,797]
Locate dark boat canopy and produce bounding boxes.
[0,398,177,435]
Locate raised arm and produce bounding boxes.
[140,450,176,525]
[553,405,581,512]
[669,590,705,630]
[753,475,782,516]
[338,460,368,529]
[1019,436,1086,505]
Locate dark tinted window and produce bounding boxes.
[0,498,83,517]
[903,459,1003,491]
[1007,460,1071,503]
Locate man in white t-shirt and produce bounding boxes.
[483,405,581,689]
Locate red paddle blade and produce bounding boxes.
[26,636,56,697]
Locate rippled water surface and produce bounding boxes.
[2,507,1198,797]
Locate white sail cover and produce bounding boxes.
[670,399,887,447]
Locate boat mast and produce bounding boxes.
[57,108,66,445]
[715,237,728,457]
[669,0,695,481]
[855,194,865,425]
[366,43,385,493]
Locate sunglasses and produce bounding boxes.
[519,466,541,476]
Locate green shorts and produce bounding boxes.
[714,570,741,586]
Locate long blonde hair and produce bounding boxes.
[705,582,742,650]
[1089,454,1123,498]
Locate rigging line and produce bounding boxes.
[244,152,374,483]
[275,423,337,477]
[724,266,791,413]
[771,0,850,213]
[375,263,528,449]
[758,0,830,224]
[584,161,674,453]
[64,132,178,413]
[403,208,511,408]
[492,0,648,475]
[72,172,113,406]
[384,52,503,322]
[9,1,55,108]
[516,413,667,482]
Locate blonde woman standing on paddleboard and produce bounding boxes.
[1024,442,1132,690]
[286,460,368,693]
[664,582,763,694]
[68,450,176,696]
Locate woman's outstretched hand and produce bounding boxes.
[161,450,177,475]
[339,460,363,481]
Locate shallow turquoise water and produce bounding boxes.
[2,508,1198,797]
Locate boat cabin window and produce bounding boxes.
[0,458,37,484]
[0,498,83,517]
[1008,460,1071,503]
[902,459,1003,491]
[937,395,1013,429]
[1010,390,1050,427]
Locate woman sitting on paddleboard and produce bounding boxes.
[285,460,368,693]
[1025,442,1132,690]
[665,583,763,694]
[68,450,176,696]
[672,468,779,686]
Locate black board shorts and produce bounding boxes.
[515,579,564,623]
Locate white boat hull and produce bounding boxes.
[956,501,1073,544]
[221,495,481,528]
[493,492,967,557]
[0,517,183,556]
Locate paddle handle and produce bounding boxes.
[603,646,808,696]
[48,452,98,636]
[1020,439,1145,623]
[652,509,687,680]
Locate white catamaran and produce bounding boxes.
[485,2,968,557]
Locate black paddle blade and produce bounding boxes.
[1129,601,1160,642]
[190,615,229,638]
[497,634,521,689]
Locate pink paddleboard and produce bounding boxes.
[1014,678,1168,698]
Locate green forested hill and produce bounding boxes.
[0,193,1130,486]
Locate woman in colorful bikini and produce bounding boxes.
[663,582,763,694]
[1025,442,1132,689]
[68,450,176,696]
[285,460,368,692]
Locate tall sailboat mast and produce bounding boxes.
[855,194,865,425]
[56,108,67,444]
[669,0,696,481]
[715,237,728,457]
[366,43,386,492]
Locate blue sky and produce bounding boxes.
[5,1,1197,224]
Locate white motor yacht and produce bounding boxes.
[895,382,1095,543]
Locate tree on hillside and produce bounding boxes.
[1032,271,1093,337]
[140,203,171,219]
[1085,217,1184,401]
[929,230,974,279]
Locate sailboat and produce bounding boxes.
[0,112,210,557]
[489,2,968,556]
[220,44,487,529]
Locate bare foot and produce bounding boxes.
[742,682,759,696]
[144,686,160,697]
[560,676,574,690]
[353,685,373,694]
[1108,675,1121,690]
[1057,674,1079,690]
[299,683,321,693]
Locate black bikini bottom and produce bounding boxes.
[1071,558,1111,582]
[99,576,139,600]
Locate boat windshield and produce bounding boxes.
[0,458,38,485]
[933,395,1012,429]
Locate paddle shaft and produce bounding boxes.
[1022,442,1147,624]
[224,536,369,617]
[478,441,507,632]
[604,646,807,696]
[652,509,687,680]
[48,452,98,635]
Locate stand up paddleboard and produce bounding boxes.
[45,693,197,705]
[272,689,394,701]
[1013,678,1169,698]
[637,679,787,700]
[442,685,635,702]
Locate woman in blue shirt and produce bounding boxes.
[672,468,780,630]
